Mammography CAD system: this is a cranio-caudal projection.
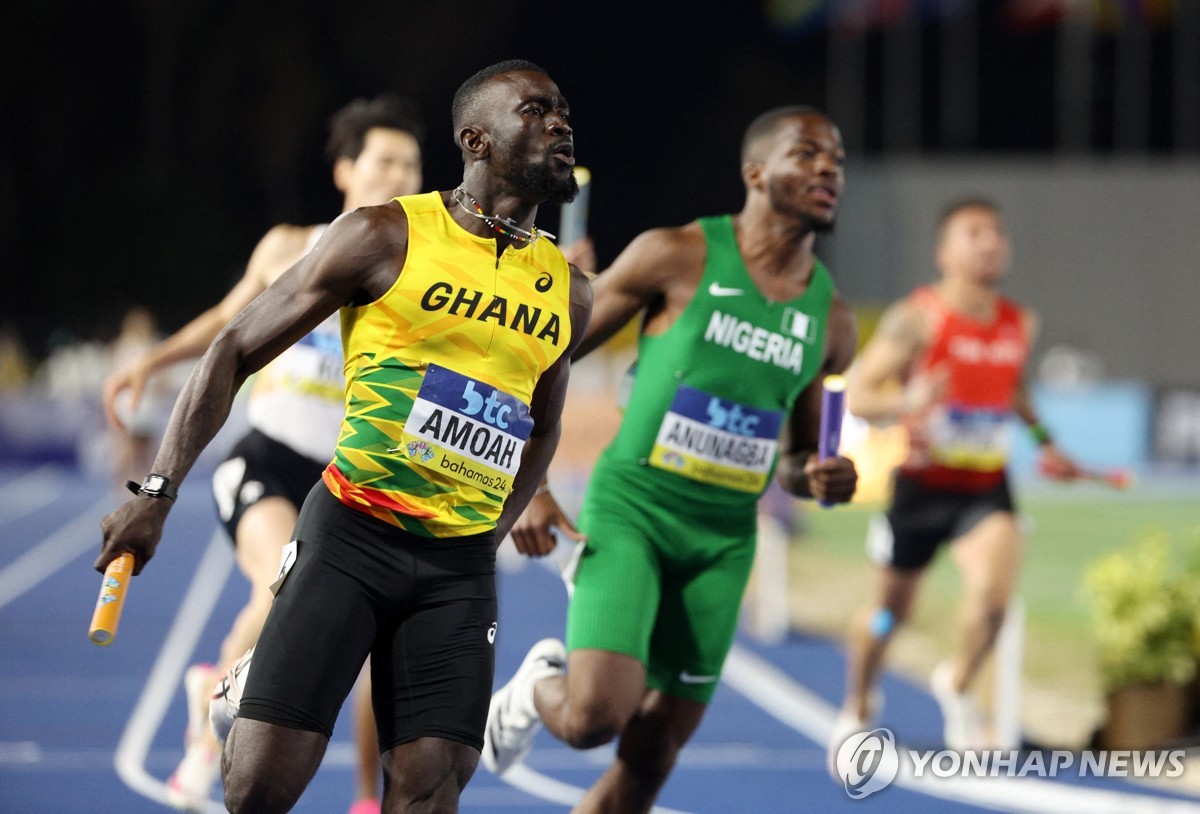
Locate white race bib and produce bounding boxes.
[400,364,534,495]
[649,385,784,494]
[927,405,1011,472]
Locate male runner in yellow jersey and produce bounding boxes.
[103,95,423,814]
[95,59,592,814]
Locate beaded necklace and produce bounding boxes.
[452,187,555,244]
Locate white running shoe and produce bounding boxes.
[209,647,254,746]
[166,740,220,812]
[825,690,884,781]
[182,663,216,746]
[930,660,986,751]
[481,638,566,775]
[166,663,220,812]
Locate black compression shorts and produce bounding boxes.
[867,470,1016,570]
[210,429,327,543]
[236,484,498,752]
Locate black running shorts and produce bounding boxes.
[210,429,327,543]
[236,484,498,752]
[867,470,1016,570]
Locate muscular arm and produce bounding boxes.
[844,298,930,423]
[574,226,703,359]
[1008,307,1079,478]
[102,225,313,430]
[508,228,698,555]
[495,264,594,545]
[775,296,859,501]
[96,207,407,573]
[1006,307,1073,479]
[1011,308,1042,428]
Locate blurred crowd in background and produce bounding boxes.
[3,0,1200,477]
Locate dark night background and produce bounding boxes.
[0,0,1191,359]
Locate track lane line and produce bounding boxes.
[723,643,1200,814]
[0,464,65,527]
[113,529,233,813]
[0,495,112,610]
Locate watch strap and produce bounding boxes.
[126,474,178,501]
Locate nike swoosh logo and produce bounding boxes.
[708,282,744,297]
[679,670,718,684]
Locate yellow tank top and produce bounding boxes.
[323,191,573,537]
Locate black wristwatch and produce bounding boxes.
[126,473,178,501]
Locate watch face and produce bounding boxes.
[145,475,166,492]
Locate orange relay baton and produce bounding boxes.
[89,552,134,645]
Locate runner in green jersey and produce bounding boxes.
[483,106,859,812]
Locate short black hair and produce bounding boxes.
[324,94,425,163]
[936,197,1001,240]
[741,105,828,163]
[452,59,548,135]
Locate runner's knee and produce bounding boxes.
[868,606,899,638]
[223,721,325,814]
[962,579,1011,623]
[381,738,477,808]
[870,587,917,632]
[223,762,302,814]
[975,598,1007,632]
[560,693,632,749]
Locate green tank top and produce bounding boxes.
[594,214,835,515]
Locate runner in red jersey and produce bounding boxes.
[900,285,1028,493]
[828,199,1080,768]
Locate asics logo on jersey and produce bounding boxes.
[708,282,744,297]
[487,622,497,644]
[420,282,562,345]
[679,670,718,684]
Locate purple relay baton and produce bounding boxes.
[818,375,847,508]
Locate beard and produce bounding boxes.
[503,158,579,205]
[806,213,836,235]
[767,177,837,234]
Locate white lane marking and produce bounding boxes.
[0,496,112,610]
[722,643,1200,814]
[0,465,65,527]
[113,529,233,814]
[0,741,41,764]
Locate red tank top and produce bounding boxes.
[901,286,1029,492]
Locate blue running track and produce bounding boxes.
[2,463,1198,813]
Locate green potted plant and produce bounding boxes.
[1081,531,1200,749]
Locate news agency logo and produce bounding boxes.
[836,728,900,799]
[834,726,1190,801]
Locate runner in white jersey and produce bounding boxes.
[241,225,344,460]
[102,95,424,814]
[211,224,341,565]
